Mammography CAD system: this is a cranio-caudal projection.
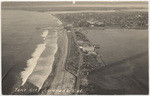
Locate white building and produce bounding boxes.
[88,51,96,55]
[82,43,95,52]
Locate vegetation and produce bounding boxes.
[66,32,79,75]
[74,31,103,94]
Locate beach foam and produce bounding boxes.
[20,30,49,86]
[41,30,48,39]
[57,20,62,25]
[56,18,62,25]
[20,16,61,90]
[28,44,58,89]
[21,43,46,86]
[27,30,58,90]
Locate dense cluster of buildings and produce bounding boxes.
[75,31,99,55]
[56,12,148,29]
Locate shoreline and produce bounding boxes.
[38,16,71,94]
[11,28,59,95]
[11,15,66,95]
[39,28,62,94]
[43,21,76,95]
[2,10,59,95]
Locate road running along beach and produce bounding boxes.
[2,10,75,95]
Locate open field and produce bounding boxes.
[86,28,148,94]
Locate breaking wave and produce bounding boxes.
[20,31,49,86]
[21,43,46,86]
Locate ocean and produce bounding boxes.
[2,10,61,94]
[86,28,148,65]
[86,28,148,94]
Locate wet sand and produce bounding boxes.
[44,28,75,95]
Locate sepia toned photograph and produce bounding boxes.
[1,1,148,95]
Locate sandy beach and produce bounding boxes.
[39,25,75,95]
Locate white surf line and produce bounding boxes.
[55,18,62,25]
[27,23,60,90]
[27,29,58,90]
[48,14,62,25]
[57,20,62,25]
[29,44,58,90]
[21,30,49,86]
[41,30,48,40]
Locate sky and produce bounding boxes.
[2,1,148,8]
